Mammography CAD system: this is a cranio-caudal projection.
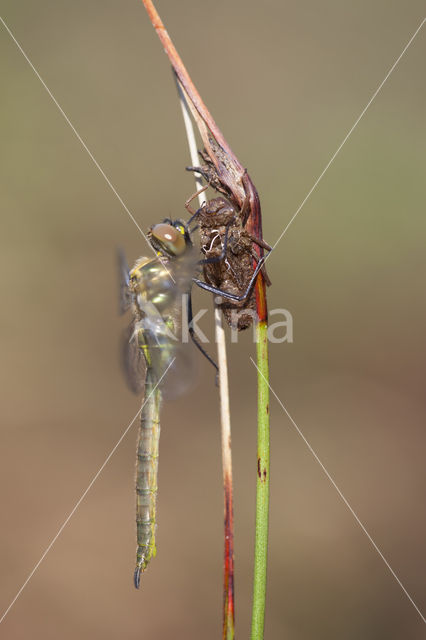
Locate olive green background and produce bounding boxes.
[1,1,425,638]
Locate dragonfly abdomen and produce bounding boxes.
[134,368,161,588]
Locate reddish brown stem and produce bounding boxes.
[141,0,241,171]
[223,473,235,639]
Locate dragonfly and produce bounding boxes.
[119,209,267,589]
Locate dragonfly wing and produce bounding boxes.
[122,322,146,395]
[117,248,133,315]
[138,298,198,399]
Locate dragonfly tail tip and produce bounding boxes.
[134,566,141,589]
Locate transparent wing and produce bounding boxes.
[120,247,200,397]
[121,322,146,395]
[121,315,196,398]
[117,248,133,315]
[161,342,198,400]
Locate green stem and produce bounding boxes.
[251,320,270,640]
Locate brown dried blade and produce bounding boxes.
[141,0,269,328]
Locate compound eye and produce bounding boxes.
[151,223,186,255]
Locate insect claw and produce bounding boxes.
[185,165,203,174]
[134,566,142,589]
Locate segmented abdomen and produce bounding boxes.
[134,366,161,588]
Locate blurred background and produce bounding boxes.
[1,1,425,638]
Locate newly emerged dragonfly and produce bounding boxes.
[119,209,266,588]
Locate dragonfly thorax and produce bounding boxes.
[129,256,176,315]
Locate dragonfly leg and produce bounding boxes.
[246,232,272,252]
[187,290,218,376]
[184,185,208,216]
[193,251,270,302]
[250,245,272,287]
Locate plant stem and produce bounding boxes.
[175,77,235,640]
[215,305,235,640]
[251,320,270,640]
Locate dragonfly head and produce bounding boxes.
[149,221,192,257]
